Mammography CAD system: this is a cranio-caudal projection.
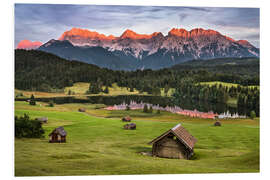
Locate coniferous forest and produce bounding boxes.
[15,49,259,116]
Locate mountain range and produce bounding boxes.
[18,27,259,70]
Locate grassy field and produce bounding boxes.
[15,82,176,99]
[65,82,146,96]
[14,101,259,176]
[200,81,259,89]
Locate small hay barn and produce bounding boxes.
[49,126,67,143]
[122,116,131,122]
[35,117,48,124]
[78,108,86,112]
[214,121,221,126]
[148,124,197,159]
[123,123,136,130]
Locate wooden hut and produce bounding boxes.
[78,108,86,112]
[122,116,131,122]
[148,124,197,159]
[35,117,48,124]
[123,123,136,130]
[49,126,67,143]
[214,121,221,126]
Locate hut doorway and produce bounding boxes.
[52,134,58,142]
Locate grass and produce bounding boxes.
[65,82,145,96]
[160,88,175,97]
[64,82,90,95]
[15,82,176,99]
[199,81,259,89]
[15,89,67,98]
[14,101,259,176]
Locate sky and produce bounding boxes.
[15,4,260,48]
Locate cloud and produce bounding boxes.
[14,4,260,48]
[182,7,211,12]
[179,13,188,22]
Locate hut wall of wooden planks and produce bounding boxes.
[49,126,67,143]
[149,124,197,159]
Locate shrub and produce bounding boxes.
[87,82,102,94]
[15,114,45,138]
[48,100,54,107]
[143,104,148,113]
[156,109,161,114]
[250,110,256,119]
[29,100,36,105]
[126,105,130,111]
[104,86,109,94]
[29,94,36,105]
[149,106,153,113]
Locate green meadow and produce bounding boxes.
[14,101,259,176]
[200,81,260,89]
[15,83,175,99]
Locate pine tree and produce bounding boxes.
[104,86,109,94]
[250,110,256,119]
[48,100,54,107]
[143,104,148,113]
[29,94,36,105]
[149,106,153,113]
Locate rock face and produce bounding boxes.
[38,27,259,70]
[17,40,42,50]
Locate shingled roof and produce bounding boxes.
[49,126,67,136]
[148,124,197,150]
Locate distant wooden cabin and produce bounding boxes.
[35,117,48,124]
[78,108,86,112]
[49,127,67,143]
[148,124,197,159]
[122,116,131,122]
[123,123,136,130]
[214,121,221,126]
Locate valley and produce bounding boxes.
[13,4,261,177]
[15,101,259,176]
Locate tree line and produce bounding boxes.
[15,50,259,92]
[15,50,259,116]
[172,78,259,116]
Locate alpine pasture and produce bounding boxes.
[15,101,259,176]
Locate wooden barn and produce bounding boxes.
[78,108,86,112]
[35,117,48,124]
[123,123,136,130]
[148,124,197,159]
[49,126,67,143]
[214,121,221,126]
[122,116,131,122]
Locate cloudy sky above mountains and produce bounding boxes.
[15,4,260,47]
